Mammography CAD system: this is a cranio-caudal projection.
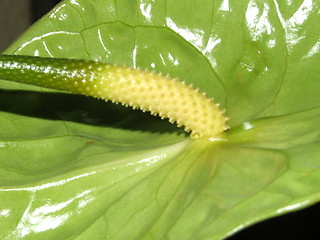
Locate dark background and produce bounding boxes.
[228,202,320,239]
[0,0,61,52]
[0,0,319,239]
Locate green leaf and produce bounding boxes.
[1,0,320,239]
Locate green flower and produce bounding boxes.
[0,1,319,239]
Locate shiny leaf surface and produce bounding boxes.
[1,0,320,239]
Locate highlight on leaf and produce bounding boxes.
[0,54,229,139]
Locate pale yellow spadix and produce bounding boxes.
[0,55,229,139]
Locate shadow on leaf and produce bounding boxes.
[0,89,184,135]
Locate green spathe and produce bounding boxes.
[0,0,320,240]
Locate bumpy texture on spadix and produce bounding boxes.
[0,55,228,138]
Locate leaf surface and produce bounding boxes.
[1,0,320,239]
